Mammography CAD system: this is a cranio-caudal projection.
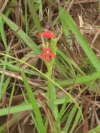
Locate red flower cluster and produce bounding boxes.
[40,47,55,62]
[38,31,57,38]
[39,31,56,62]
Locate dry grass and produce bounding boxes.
[0,0,100,133]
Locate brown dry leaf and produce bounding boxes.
[78,14,84,35]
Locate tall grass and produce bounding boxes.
[0,0,100,133]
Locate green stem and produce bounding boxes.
[46,38,58,106]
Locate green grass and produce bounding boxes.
[0,0,100,133]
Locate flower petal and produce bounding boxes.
[47,31,52,34]
[43,48,48,52]
[45,35,51,38]
[40,53,46,58]
[38,31,57,38]
[51,34,57,37]
[43,47,51,52]
[45,54,50,62]
[49,53,56,58]
[38,33,44,36]
[45,34,57,38]
[46,47,51,51]
[38,32,48,37]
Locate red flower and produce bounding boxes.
[40,47,56,62]
[38,31,57,38]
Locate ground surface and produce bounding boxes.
[1,0,100,133]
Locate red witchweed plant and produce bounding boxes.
[39,31,56,62]
[38,31,57,106]
[40,47,55,62]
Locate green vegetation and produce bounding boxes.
[0,0,100,133]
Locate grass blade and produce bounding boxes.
[63,104,77,132]
[69,106,82,133]
[0,12,41,54]
[59,6,100,71]
[26,0,42,33]
[21,71,46,133]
